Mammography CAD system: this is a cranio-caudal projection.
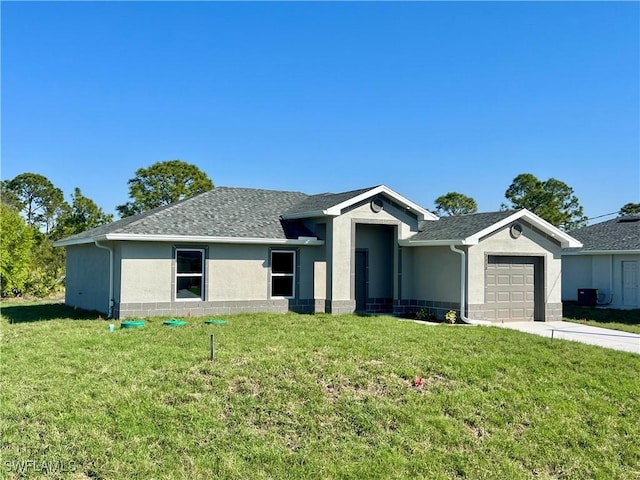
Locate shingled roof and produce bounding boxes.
[55,186,582,249]
[412,211,516,242]
[56,184,443,247]
[566,215,640,252]
[284,187,376,216]
[55,187,315,245]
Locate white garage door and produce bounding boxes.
[485,256,537,322]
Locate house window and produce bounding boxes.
[176,249,205,300]
[271,250,295,298]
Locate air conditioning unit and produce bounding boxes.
[577,288,598,307]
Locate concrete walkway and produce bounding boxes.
[495,321,640,355]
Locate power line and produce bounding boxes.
[586,211,618,221]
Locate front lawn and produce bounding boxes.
[1,304,639,479]
[563,302,640,334]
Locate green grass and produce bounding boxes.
[563,302,640,334]
[2,303,640,479]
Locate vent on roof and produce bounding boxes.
[618,216,640,223]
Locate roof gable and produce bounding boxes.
[282,185,437,221]
[405,209,582,248]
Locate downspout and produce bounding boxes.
[94,240,114,318]
[449,244,491,326]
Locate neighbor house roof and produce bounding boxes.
[402,209,582,248]
[562,215,640,254]
[54,187,319,247]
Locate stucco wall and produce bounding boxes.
[119,242,173,303]
[399,246,413,300]
[409,246,461,304]
[299,246,324,300]
[561,256,593,301]
[208,245,269,300]
[392,245,461,319]
[327,214,351,302]
[118,242,323,304]
[65,243,111,313]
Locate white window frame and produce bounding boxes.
[175,248,205,302]
[270,250,296,299]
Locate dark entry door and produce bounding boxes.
[355,250,368,311]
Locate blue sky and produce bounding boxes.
[2,1,638,221]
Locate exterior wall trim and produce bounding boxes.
[115,299,321,318]
[563,249,640,256]
[56,234,324,247]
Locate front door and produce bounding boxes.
[622,261,639,307]
[355,249,368,311]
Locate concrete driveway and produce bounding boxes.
[495,321,640,355]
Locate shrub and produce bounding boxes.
[416,308,437,322]
[445,309,457,324]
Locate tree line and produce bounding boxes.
[435,173,639,230]
[2,160,638,298]
[1,160,213,298]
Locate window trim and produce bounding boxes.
[270,250,296,299]
[175,247,206,302]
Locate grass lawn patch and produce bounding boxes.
[563,302,640,335]
[2,304,640,479]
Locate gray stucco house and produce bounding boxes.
[54,185,581,322]
[562,215,640,309]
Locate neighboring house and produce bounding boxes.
[562,215,640,309]
[54,185,581,322]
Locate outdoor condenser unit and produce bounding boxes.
[577,288,598,307]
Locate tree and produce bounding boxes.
[503,173,587,231]
[25,229,66,297]
[116,160,213,217]
[3,173,66,233]
[0,181,21,210]
[619,202,640,217]
[434,192,478,216]
[0,203,34,296]
[54,188,114,239]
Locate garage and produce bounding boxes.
[485,256,542,322]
